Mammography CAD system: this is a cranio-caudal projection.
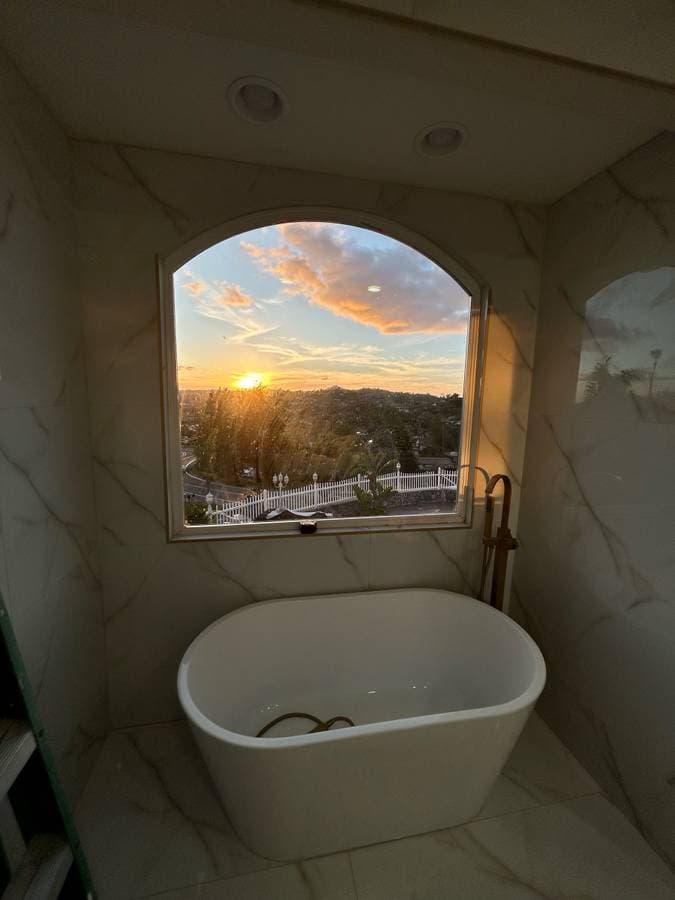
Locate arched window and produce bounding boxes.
[160,211,487,539]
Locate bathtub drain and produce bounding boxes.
[256,712,354,737]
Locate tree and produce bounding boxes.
[193,390,220,478]
[192,387,291,486]
[353,481,394,516]
[211,392,237,481]
[392,422,418,472]
[192,390,238,482]
[349,445,396,491]
[648,348,662,398]
[232,386,291,485]
[184,500,209,525]
[584,355,644,401]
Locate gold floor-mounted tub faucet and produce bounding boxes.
[460,464,519,612]
[480,473,518,612]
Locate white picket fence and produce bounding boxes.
[207,465,458,524]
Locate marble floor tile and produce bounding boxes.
[137,855,356,899]
[349,794,675,900]
[478,711,600,820]
[76,722,280,900]
[78,713,669,900]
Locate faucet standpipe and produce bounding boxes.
[480,473,519,611]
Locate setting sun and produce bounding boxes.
[235,372,266,390]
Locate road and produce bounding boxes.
[181,457,251,504]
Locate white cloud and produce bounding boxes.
[242,222,470,334]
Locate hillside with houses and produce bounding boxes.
[180,386,462,521]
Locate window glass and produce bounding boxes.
[166,220,477,535]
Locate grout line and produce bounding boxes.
[132,784,671,900]
[344,789,606,864]
[94,718,606,899]
[137,790,607,900]
[110,716,187,735]
[466,787,604,830]
[133,857,309,899]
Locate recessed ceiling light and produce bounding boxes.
[367,284,381,293]
[227,76,288,124]
[414,122,467,158]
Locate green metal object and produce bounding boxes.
[0,592,97,898]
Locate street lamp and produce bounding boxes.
[272,473,289,490]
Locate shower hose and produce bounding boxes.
[256,712,355,737]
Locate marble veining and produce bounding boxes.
[605,165,671,239]
[515,131,675,867]
[76,713,675,900]
[349,795,674,900]
[491,308,535,372]
[113,145,193,233]
[2,21,672,895]
[72,138,543,728]
[502,201,544,262]
[0,47,107,803]
[479,423,522,488]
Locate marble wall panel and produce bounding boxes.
[515,131,675,866]
[73,139,544,727]
[0,50,107,802]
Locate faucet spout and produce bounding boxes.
[486,473,512,527]
[458,462,490,487]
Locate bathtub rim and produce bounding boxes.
[177,588,546,750]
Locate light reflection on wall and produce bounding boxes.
[576,267,675,419]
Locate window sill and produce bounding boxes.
[167,505,474,542]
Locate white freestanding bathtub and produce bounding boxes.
[178,588,546,860]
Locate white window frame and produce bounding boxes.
[158,207,488,542]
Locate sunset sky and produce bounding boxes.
[174,221,471,396]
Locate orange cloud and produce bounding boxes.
[242,222,469,335]
[215,284,253,307]
[177,270,258,335]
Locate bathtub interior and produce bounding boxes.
[182,589,540,738]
